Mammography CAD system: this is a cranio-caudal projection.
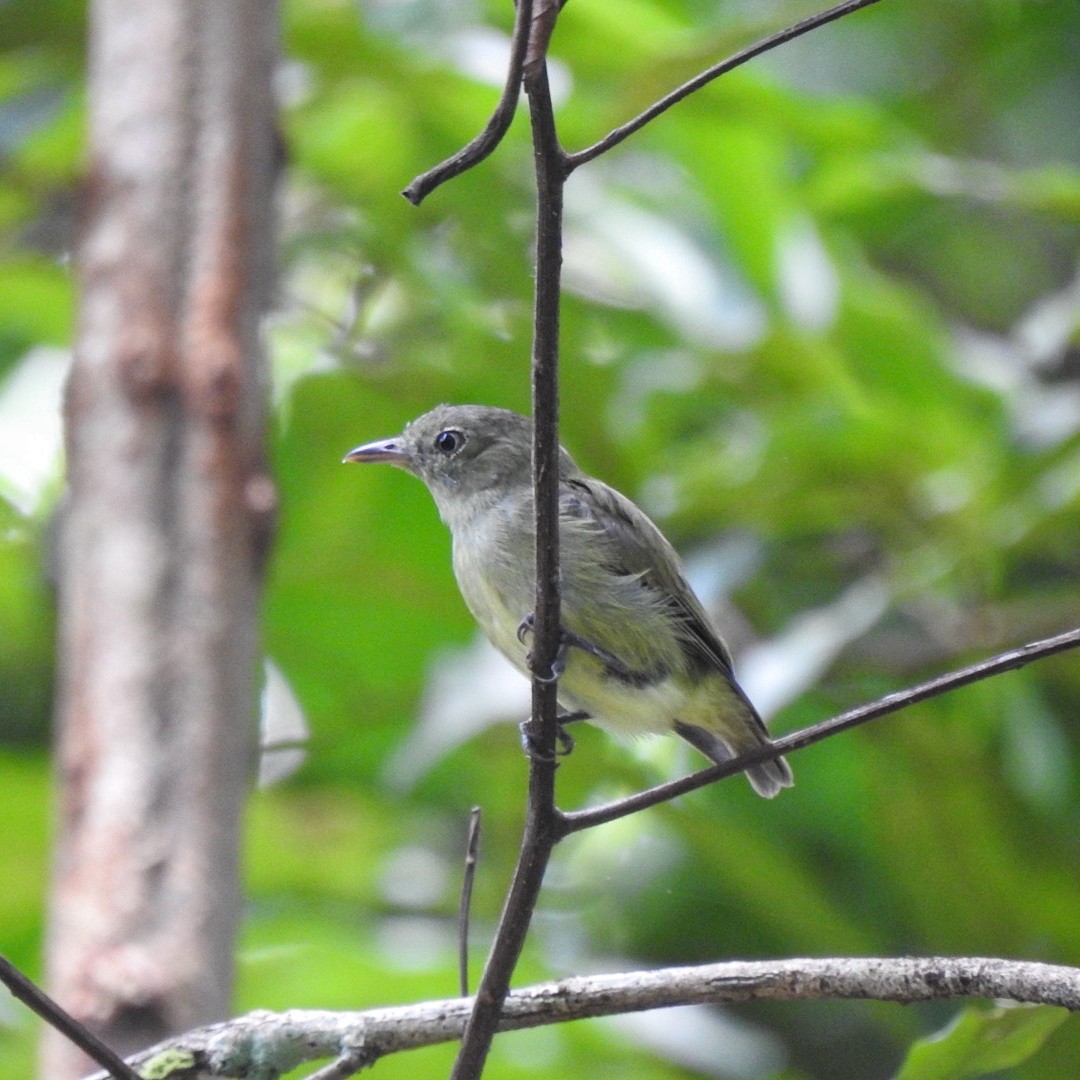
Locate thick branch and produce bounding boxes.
[85,957,1080,1078]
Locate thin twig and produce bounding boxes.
[0,954,143,1080]
[449,46,569,1080]
[565,0,885,172]
[559,625,1080,835]
[458,807,483,997]
[402,0,534,204]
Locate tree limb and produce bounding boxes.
[82,956,1080,1079]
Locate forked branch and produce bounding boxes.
[402,0,885,201]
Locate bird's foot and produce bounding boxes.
[516,613,569,682]
[519,710,591,762]
[516,613,637,683]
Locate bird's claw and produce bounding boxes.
[517,613,649,686]
[519,719,557,762]
[519,710,590,761]
[516,612,569,683]
[537,642,568,683]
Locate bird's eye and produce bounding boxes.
[434,429,464,455]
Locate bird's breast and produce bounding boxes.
[451,516,533,673]
[447,501,701,739]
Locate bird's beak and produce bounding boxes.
[342,437,412,469]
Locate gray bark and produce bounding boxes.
[44,1,279,1076]
[85,956,1080,1079]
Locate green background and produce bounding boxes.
[1,0,1079,1076]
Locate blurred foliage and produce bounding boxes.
[895,1004,1070,1080]
[1,0,1080,1077]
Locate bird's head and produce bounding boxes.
[344,404,567,523]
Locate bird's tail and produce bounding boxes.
[674,717,793,799]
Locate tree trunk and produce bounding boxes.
[43,1,279,1076]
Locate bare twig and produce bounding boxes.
[402,0,534,204]
[458,807,483,997]
[565,0,885,172]
[559,625,1080,834]
[404,0,885,200]
[85,957,1080,1078]
[449,46,569,1080]
[0,954,142,1080]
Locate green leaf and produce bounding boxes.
[895,1003,1070,1080]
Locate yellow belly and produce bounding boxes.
[556,648,685,737]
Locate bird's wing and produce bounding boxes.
[559,475,736,677]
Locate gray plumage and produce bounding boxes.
[345,404,792,797]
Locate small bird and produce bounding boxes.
[344,405,792,797]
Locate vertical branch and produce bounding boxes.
[525,33,566,766]
[421,3,891,1078]
[449,12,568,1078]
[43,1,278,1076]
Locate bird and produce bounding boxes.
[344,404,792,797]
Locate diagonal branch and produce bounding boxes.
[559,625,1080,834]
[0,954,142,1080]
[402,0,534,205]
[565,0,885,172]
